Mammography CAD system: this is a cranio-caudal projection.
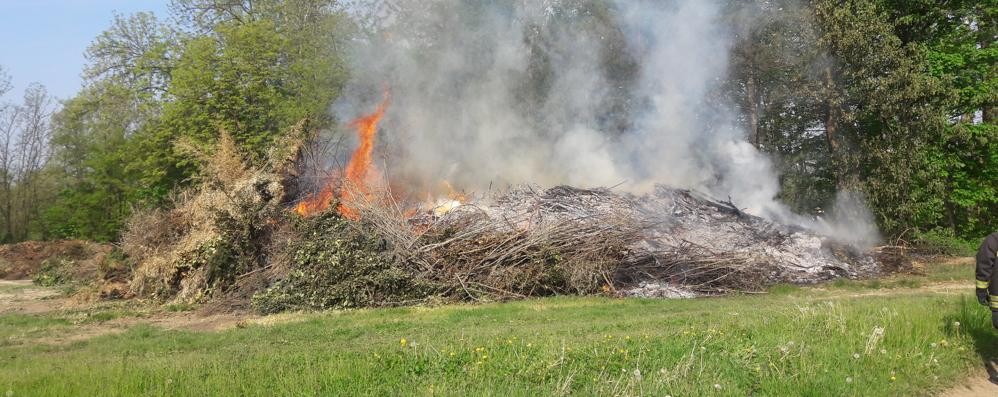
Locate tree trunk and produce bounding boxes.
[823,65,844,188]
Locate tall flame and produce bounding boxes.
[338,94,390,219]
[294,93,390,218]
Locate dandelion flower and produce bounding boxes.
[400,338,408,347]
[853,353,860,359]
[890,376,896,381]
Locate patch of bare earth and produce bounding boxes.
[28,313,266,345]
[1,279,292,345]
[940,365,998,397]
[0,280,67,314]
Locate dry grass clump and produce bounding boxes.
[123,129,303,303]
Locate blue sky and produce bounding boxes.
[0,0,170,101]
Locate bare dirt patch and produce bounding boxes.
[1,279,302,346]
[0,280,67,314]
[940,365,998,397]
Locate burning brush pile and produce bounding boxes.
[365,185,877,299]
[247,101,879,313]
[249,180,879,313]
[120,99,880,313]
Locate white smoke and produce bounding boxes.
[334,0,880,247]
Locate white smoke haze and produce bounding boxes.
[332,0,880,248]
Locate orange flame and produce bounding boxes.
[338,94,390,219]
[442,180,467,203]
[293,174,336,217]
[294,93,390,218]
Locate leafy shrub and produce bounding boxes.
[32,258,74,287]
[251,212,440,314]
[912,229,978,256]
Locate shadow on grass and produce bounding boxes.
[946,297,998,385]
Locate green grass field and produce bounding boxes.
[1,260,995,396]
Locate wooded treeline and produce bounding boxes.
[0,0,993,246]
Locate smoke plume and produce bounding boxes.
[333,0,880,247]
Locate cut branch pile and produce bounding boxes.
[616,242,770,294]
[346,184,880,302]
[352,186,640,301]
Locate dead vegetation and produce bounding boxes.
[249,183,878,310]
[120,157,883,310]
[122,122,309,304]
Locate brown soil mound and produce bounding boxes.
[0,240,112,280]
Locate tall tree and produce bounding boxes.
[0,83,56,241]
